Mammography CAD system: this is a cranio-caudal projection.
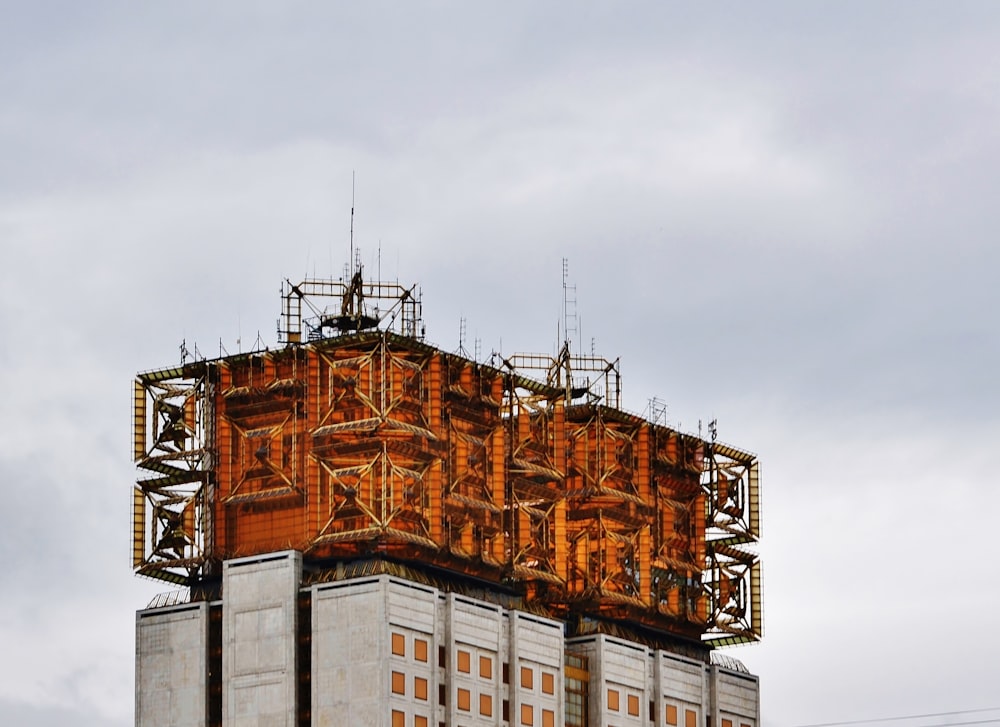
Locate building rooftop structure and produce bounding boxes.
[133,264,761,650]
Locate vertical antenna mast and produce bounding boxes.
[562,258,577,349]
[350,171,355,273]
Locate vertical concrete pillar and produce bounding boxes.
[222,551,302,727]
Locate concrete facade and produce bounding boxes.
[136,601,210,727]
[222,551,301,727]
[136,554,760,727]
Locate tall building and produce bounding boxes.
[133,268,762,726]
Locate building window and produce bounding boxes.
[391,710,405,727]
[438,645,446,668]
[628,694,640,717]
[741,723,753,727]
[457,650,471,673]
[503,662,510,684]
[414,676,428,701]
[565,654,589,727]
[685,709,697,727]
[541,671,554,695]
[391,671,406,695]
[665,704,678,725]
[521,665,534,690]
[457,687,471,712]
[722,720,733,727]
[480,693,493,717]
[542,708,555,727]
[480,654,493,680]
[414,638,428,663]
[438,684,446,706]
[521,703,534,726]
[414,717,428,727]
[608,688,620,712]
[392,632,406,657]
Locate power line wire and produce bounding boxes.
[793,708,1000,727]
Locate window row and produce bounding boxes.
[664,703,699,727]
[607,687,642,717]
[390,710,429,727]
[391,631,430,663]
[391,671,429,700]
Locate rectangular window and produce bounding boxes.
[521,703,534,726]
[480,693,493,717]
[541,671,554,695]
[414,676,428,701]
[391,710,405,727]
[414,638,428,663]
[438,684,446,706]
[722,720,733,727]
[685,709,697,727]
[628,694,640,716]
[438,645,446,668]
[480,654,493,680]
[391,671,406,695]
[457,687,471,712]
[503,662,510,684]
[542,708,555,727]
[391,632,406,657]
[666,704,678,725]
[608,688,620,712]
[414,717,428,727]
[457,650,471,673]
[521,665,534,690]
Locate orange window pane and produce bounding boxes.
[608,688,620,711]
[480,654,493,680]
[521,703,534,726]
[542,708,555,727]
[391,710,405,727]
[457,650,471,673]
[666,704,678,725]
[685,709,698,727]
[414,638,428,663]
[457,687,471,712]
[723,720,733,727]
[391,671,406,695]
[414,676,428,701]
[415,717,428,727]
[480,693,493,717]
[520,666,534,690]
[391,632,406,657]
[541,672,554,695]
[628,694,640,717]
[742,723,753,727]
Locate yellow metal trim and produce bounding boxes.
[132,487,145,567]
[133,380,146,462]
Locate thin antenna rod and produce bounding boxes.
[350,171,355,272]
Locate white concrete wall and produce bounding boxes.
[222,551,301,727]
[445,593,505,726]
[655,651,708,727]
[566,634,652,727]
[136,602,209,727]
[710,666,760,727]
[509,611,563,727]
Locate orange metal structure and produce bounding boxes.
[133,271,761,646]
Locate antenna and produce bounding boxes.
[350,171,355,273]
[458,317,468,356]
[561,258,577,349]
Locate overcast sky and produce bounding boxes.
[2,3,999,726]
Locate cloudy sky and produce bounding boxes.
[2,2,999,726]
